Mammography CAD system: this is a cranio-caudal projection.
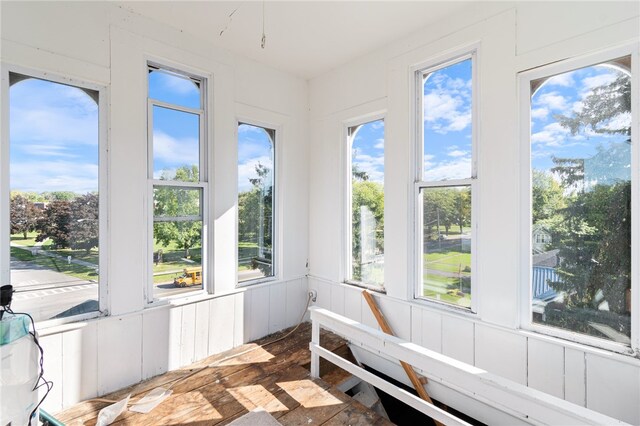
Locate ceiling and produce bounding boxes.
[119,1,472,79]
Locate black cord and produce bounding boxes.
[5,307,53,424]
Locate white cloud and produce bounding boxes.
[10,160,98,193]
[374,138,384,150]
[153,131,199,166]
[582,73,616,91]
[17,144,79,159]
[157,72,200,96]
[424,157,471,181]
[535,92,568,112]
[545,72,574,87]
[423,73,472,135]
[238,156,273,192]
[371,121,385,130]
[447,150,468,157]
[531,122,571,147]
[531,107,549,120]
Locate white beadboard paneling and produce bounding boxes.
[316,280,331,310]
[286,278,307,327]
[441,315,474,365]
[475,324,527,384]
[240,289,252,344]
[564,348,585,406]
[378,296,411,341]
[420,309,442,353]
[269,282,287,334]
[343,285,363,323]
[330,283,345,316]
[142,308,170,380]
[250,286,270,341]
[411,306,422,346]
[97,316,142,395]
[40,333,63,413]
[62,323,98,406]
[360,292,380,330]
[209,295,236,354]
[194,301,210,360]
[180,304,196,366]
[586,353,640,425]
[527,339,564,398]
[168,307,182,371]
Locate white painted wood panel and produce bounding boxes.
[330,283,345,316]
[269,282,287,334]
[240,289,252,344]
[62,323,98,407]
[564,348,585,406]
[586,353,640,424]
[420,309,442,353]
[411,306,423,346]
[142,308,170,380]
[97,316,142,395]
[249,286,270,341]
[194,301,210,360]
[209,295,236,354]
[475,324,527,385]
[343,285,363,323]
[441,315,474,365]
[379,296,411,341]
[285,278,308,327]
[527,339,564,398]
[167,307,182,371]
[39,333,63,413]
[180,304,196,366]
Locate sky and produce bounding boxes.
[423,58,473,182]
[352,120,384,184]
[530,63,630,185]
[10,78,99,194]
[238,124,273,193]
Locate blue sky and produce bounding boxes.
[10,78,99,194]
[352,120,384,184]
[238,124,273,193]
[530,64,630,184]
[423,59,473,181]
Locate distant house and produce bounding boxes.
[532,224,552,254]
[33,202,48,210]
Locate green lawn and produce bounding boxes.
[423,250,471,308]
[425,251,471,274]
[10,246,97,282]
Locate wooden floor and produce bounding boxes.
[55,323,393,425]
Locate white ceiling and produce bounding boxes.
[119,1,472,79]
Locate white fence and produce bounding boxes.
[309,306,629,426]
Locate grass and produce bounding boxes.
[10,246,97,282]
[423,249,472,308]
[425,251,471,274]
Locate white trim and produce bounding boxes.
[1,63,109,324]
[235,116,281,287]
[518,42,639,354]
[343,113,386,290]
[411,47,479,314]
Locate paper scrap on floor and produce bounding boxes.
[96,394,130,426]
[129,387,173,414]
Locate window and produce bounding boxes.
[148,64,206,300]
[237,123,275,283]
[525,53,634,348]
[8,72,102,323]
[416,54,476,310]
[347,119,385,288]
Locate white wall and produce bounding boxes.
[308,2,640,424]
[1,2,309,413]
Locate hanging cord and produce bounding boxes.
[5,307,54,424]
[90,292,314,407]
[260,1,266,49]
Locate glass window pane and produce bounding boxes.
[350,120,384,287]
[530,57,631,344]
[9,75,99,322]
[238,123,274,282]
[152,106,200,181]
[148,69,201,109]
[423,58,473,181]
[152,220,203,298]
[421,186,472,308]
[153,187,201,218]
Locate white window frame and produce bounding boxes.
[518,43,640,355]
[0,64,109,325]
[411,48,479,314]
[146,62,209,304]
[343,113,386,292]
[235,118,279,287]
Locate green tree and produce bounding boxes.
[351,180,384,280]
[238,162,273,266]
[36,200,72,248]
[153,165,202,257]
[69,193,99,253]
[10,193,40,239]
[532,170,565,224]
